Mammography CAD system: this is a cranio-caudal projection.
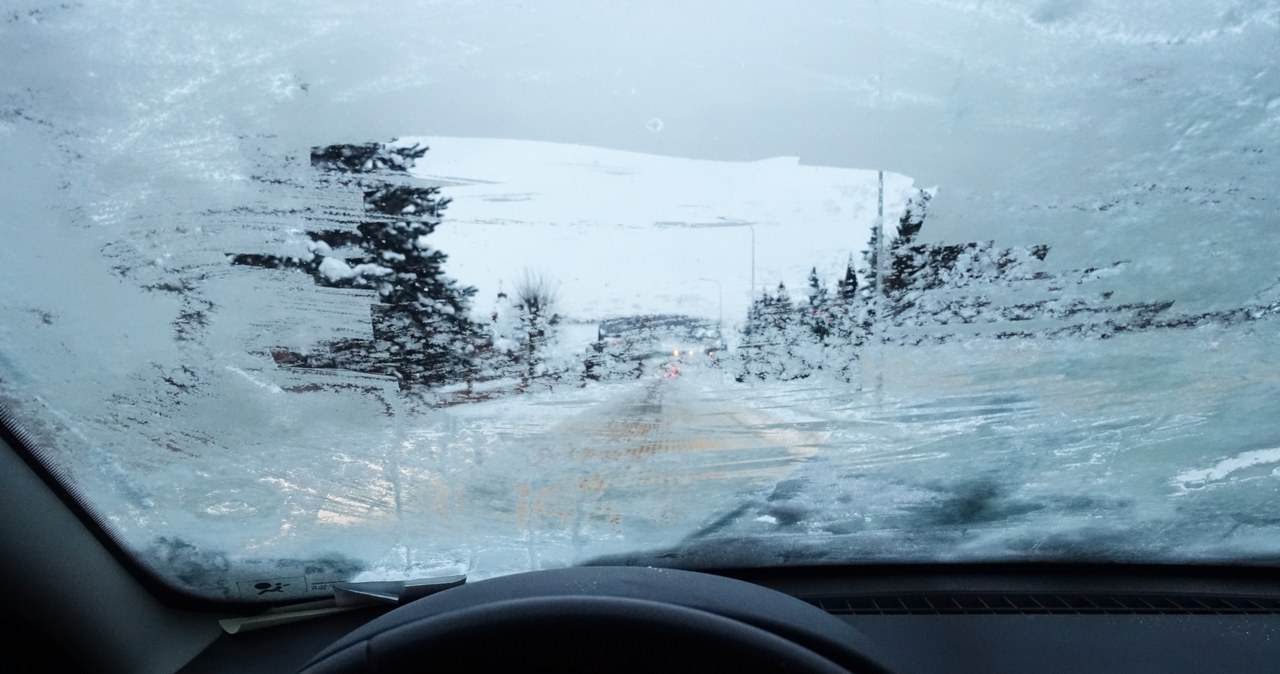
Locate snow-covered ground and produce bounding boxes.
[414,136,914,324]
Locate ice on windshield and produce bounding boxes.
[1,0,1278,600]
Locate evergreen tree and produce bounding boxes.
[230,142,484,389]
[791,268,845,376]
[738,288,774,381]
[739,282,815,381]
[895,189,930,244]
[311,141,428,174]
[836,256,858,304]
[885,189,933,297]
[766,282,794,337]
[859,223,884,340]
[737,270,874,384]
[831,256,866,359]
[486,272,565,389]
[803,267,832,342]
[487,287,521,377]
[793,261,864,382]
[511,271,559,388]
[861,226,881,301]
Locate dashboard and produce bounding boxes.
[180,565,1280,674]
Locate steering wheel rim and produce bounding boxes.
[299,566,894,674]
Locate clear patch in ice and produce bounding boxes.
[1173,446,1280,491]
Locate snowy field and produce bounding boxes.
[415,136,914,324]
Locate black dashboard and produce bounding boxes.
[175,564,1280,673]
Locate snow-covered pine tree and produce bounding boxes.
[859,221,885,340]
[738,288,773,381]
[511,271,560,388]
[803,267,832,343]
[861,225,881,302]
[769,281,793,330]
[884,189,932,298]
[824,257,865,381]
[230,142,485,389]
[833,257,863,340]
[791,268,834,375]
[837,256,859,305]
[739,282,816,381]
[486,287,523,379]
[896,189,930,243]
[311,141,428,174]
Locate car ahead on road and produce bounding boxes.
[591,314,723,380]
[5,1,1280,673]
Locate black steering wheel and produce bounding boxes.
[298,566,894,674]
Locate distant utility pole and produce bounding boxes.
[874,170,885,402]
[875,170,885,298]
[874,1,887,404]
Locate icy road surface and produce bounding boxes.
[107,319,1278,599]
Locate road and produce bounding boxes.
[231,328,1280,588]
[361,368,827,578]
[147,329,1280,599]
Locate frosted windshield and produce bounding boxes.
[1,0,1278,601]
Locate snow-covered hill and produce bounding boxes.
[410,137,914,323]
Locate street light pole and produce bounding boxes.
[874,170,885,403]
[875,170,885,300]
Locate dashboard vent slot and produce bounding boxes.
[807,594,1280,615]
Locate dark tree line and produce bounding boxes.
[737,183,1259,384]
[738,188,1062,381]
[738,262,864,382]
[226,156,1272,397]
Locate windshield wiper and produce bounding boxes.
[219,574,466,634]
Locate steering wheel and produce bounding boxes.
[298,566,894,674]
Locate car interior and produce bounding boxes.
[5,2,1279,673]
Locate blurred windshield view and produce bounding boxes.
[2,1,1279,601]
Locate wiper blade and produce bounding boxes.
[219,574,466,634]
[333,575,467,607]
